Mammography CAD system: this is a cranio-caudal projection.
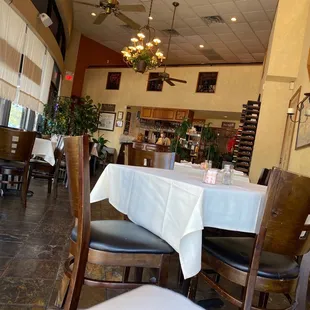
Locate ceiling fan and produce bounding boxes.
[74,0,145,29]
[148,2,187,87]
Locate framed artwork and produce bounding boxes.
[101,104,116,112]
[196,72,218,93]
[222,122,236,129]
[117,111,124,120]
[116,120,123,128]
[106,72,121,90]
[147,73,163,91]
[98,112,116,131]
[296,90,310,149]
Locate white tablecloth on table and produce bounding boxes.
[90,164,266,279]
[32,138,55,166]
[87,286,203,310]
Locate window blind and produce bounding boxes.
[0,0,25,102]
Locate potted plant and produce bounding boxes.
[92,134,109,162]
[201,123,220,166]
[130,50,156,73]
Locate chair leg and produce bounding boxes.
[123,267,130,283]
[21,168,29,208]
[53,178,59,199]
[187,275,198,301]
[258,292,269,308]
[48,179,52,194]
[158,255,170,288]
[135,267,143,282]
[55,273,70,308]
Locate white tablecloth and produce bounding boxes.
[32,138,55,166]
[90,164,266,279]
[88,286,203,310]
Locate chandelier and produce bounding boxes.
[121,0,165,73]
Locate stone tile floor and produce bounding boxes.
[0,178,309,309]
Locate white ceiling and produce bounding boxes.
[73,0,278,65]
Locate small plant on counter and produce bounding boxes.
[170,118,191,160]
[92,134,109,161]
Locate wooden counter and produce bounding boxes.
[133,142,171,152]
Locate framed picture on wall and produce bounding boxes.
[106,72,121,90]
[98,112,116,131]
[147,73,163,91]
[196,72,218,93]
[117,111,124,119]
[296,90,310,149]
[116,120,123,127]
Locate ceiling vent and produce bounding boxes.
[162,29,180,37]
[202,15,225,26]
[201,49,224,61]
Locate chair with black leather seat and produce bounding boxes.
[257,168,271,186]
[0,127,36,207]
[193,167,310,309]
[55,135,174,310]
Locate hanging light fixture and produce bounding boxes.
[121,0,165,73]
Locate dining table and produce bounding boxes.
[32,138,56,166]
[90,163,267,279]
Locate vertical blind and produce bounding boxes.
[0,0,55,113]
[0,0,26,102]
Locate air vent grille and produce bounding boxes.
[162,29,180,37]
[202,15,225,26]
[201,49,224,61]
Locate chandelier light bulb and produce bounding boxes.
[146,42,154,48]
[153,38,161,45]
[131,38,139,43]
[137,32,145,39]
[136,45,144,51]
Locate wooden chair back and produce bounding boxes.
[125,145,175,169]
[257,168,271,186]
[64,135,91,221]
[0,127,36,162]
[260,168,310,256]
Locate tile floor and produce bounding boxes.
[0,177,308,309]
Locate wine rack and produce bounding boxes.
[233,100,261,175]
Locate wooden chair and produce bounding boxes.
[125,145,175,169]
[257,168,271,186]
[0,127,36,207]
[191,167,310,309]
[28,137,65,198]
[56,135,174,310]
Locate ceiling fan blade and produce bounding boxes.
[93,12,109,24]
[169,78,187,84]
[118,4,146,12]
[148,78,162,82]
[115,12,140,30]
[74,1,100,8]
[166,79,176,87]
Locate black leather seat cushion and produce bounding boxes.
[71,220,174,254]
[0,160,25,171]
[203,237,299,280]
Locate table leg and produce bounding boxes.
[296,252,310,310]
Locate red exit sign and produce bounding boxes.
[65,71,74,82]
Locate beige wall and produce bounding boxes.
[250,0,310,182]
[60,29,81,97]
[83,65,262,151]
[288,5,310,176]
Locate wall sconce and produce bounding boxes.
[287,92,310,123]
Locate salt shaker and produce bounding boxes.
[203,169,218,185]
[222,164,232,185]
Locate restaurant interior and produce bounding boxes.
[0,0,310,309]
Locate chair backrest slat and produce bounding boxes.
[0,127,36,162]
[125,145,175,170]
[260,168,310,256]
[64,135,91,220]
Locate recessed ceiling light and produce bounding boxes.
[199,44,204,48]
[224,116,228,118]
[231,17,237,22]
[148,16,153,20]
[91,12,96,16]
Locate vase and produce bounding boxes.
[136,60,147,73]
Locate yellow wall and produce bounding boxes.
[60,29,81,97]
[250,0,310,182]
[83,65,262,151]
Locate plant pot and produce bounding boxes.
[136,60,147,73]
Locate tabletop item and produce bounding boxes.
[91,164,266,279]
[32,138,56,166]
[222,164,233,185]
[203,168,217,185]
[87,286,203,310]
